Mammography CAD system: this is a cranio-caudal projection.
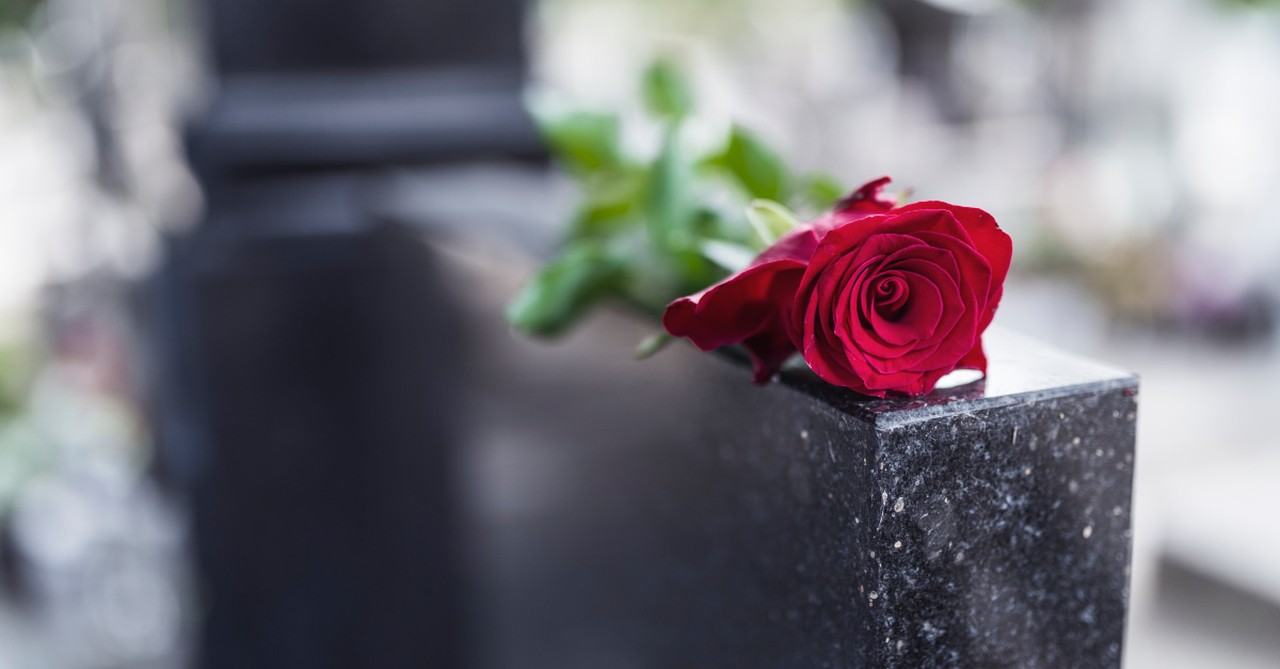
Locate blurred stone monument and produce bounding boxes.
[156,0,539,667]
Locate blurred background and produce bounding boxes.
[0,0,1278,666]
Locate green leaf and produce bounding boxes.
[644,125,697,252]
[798,172,847,211]
[698,239,756,272]
[568,171,645,240]
[535,111,622,175]
[714,125,791,202]
[634,332,673,360]
[506,243,627,338]
[745,199,800,247]
[647,128,728,295]
[641,57,694,120]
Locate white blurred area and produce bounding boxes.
[0,0,196,666]
[2,0,1280,666]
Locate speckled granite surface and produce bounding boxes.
[779,328,1138,667]
[471,299,1138,668]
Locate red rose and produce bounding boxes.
[791,201,1011,397]
[662,178,897,382]
[664,177,1011,398]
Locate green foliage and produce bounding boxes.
[711,125,791,202]
[0,342,33,418]
[698,239,757,272]
[0,339,48,516]
[797,172,848,211]
[0,0,43,30]
[512,57,852,341]
[644,126,697,252]
[567,171,645,240]
[1217,0,1280,7]
[641,57,693,120]
[536,111,623,175]
[505,241,628,337]
[633,332,673,359]
[746,199,800,246]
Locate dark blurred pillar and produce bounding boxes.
[876,0,968,123]
[152,0,541,666]
[171,194,469,668]
[205,0,525,75]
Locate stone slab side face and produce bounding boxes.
[866,383,1136,667]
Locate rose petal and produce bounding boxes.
[892,201,1011,330]
[893,256,964,343]
[955,338,988,373]
[836,176,897,212]
[663,259,806,381]
[870,270,942,347]
[756,226,822,264]
[836,257,887,354]
[900,241,992,373]
[872,275,909,319]
[801,292,860,383]
[855,250,966,374]
[807,177,900,238]
[743,326,799,384]
[824,237,934,368]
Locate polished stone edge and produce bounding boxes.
[775,368,1137,429]
[693,334,1133,430]
[868,375,1140,430]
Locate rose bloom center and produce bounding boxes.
[873,275,909,320]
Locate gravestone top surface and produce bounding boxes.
[779,325,1138,428]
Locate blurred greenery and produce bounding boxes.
[797,173,848,212]
[0,339,46,516]
[0,0,42,30]
[746,199,801,247]
[710,125,791,203]
[510,56,846,339]
[641,57,693,120]
[539,111,624,176]
[505,241,629,338]
[633,332,674,359]
[0,342,33,418]
[1216,0,1280,7]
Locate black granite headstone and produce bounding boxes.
[462,253,1138,668]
